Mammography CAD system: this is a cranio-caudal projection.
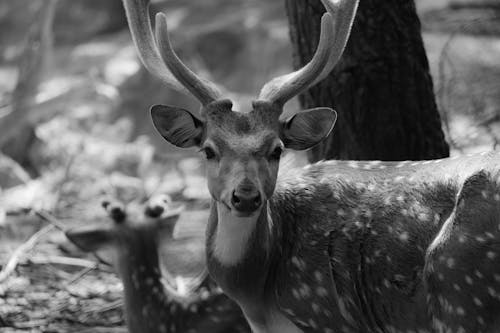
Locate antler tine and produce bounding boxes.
[311,0,359,86]
[155,13,224,105]
[122,0,223,105]
[258,0,359,107]
[122,0,188,95]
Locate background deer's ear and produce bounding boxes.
[150,105,204,148]
[281,108,337,150]
[65,226,114,252]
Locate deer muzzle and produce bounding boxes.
[230,183,262,216]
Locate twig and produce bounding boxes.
[0,224,54,283]
[66,266,98,285]
[93,300,123,315]
[34,210,65,231]
[8,319,48,329]
[27,256,99,269]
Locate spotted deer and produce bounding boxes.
[65,198,250,333]
[123,0,500,331]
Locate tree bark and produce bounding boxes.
[285,0,450,162]
[0,0,58,175]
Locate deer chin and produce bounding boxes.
[231,206,263,218]
[212,202,261,266]
[219,197,263,218]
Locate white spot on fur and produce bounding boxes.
[446,258,455,268]
[399,232,409,242]
[316,287,328,297]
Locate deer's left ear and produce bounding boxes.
[151,105,204,148]
[281,108,337,150]
[65,227,114,252]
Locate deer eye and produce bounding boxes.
[269,146,283,161]
[201,146,217,160]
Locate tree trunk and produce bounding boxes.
[0,0,58,176]
[285,0,450,162]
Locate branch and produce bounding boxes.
[0,224,54,283]
[27,255,99,269]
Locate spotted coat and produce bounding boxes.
[207,151,500,332]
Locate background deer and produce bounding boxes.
[66,197,250,333]
[123,0,500,331]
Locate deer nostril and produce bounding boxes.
[254,195,261,206]
[232,191,241,204]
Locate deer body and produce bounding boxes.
[66,200,250,333]
[206,153,500,332]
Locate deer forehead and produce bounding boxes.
[204,102,281,134]
[209,130,280,157]
[204,108,282,153]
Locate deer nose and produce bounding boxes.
[231,188,262,213]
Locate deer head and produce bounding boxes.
[123,0,358,217]
[66,196,184,266]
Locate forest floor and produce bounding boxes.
[1,0,500,332]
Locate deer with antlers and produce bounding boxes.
[123,0,500,331]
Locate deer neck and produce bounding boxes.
[116,245,177,333]
[206,200,276,302]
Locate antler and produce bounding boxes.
[122,0,223,105]
[258,0,359,107]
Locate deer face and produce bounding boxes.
[151,100,336,217]
[124,0,355,216]
[65,197,183,266]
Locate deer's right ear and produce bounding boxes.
[65,227,114,252]
[150,105,204,148]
